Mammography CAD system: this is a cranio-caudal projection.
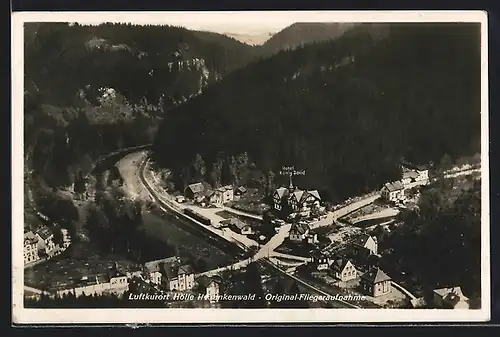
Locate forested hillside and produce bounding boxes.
[24,22,259,189]
[153,23,481,202]
[259,22,359,57]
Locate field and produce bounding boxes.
[275,239,312,258]
[353,216,395,229]
[214,211,233,219]
[139,209,234,271]
[342,200,394,222]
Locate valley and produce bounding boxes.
[21,21,483,312]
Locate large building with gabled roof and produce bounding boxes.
[360,267,392,297]
[272,183,323,219]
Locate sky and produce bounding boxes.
[21,11,487,45]
[76,12,307,45]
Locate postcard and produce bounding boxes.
[12,10,490,324]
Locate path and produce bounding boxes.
[221,206,263,221]
[443,167,481,179]
[310,193,381,229]
[350,208,400,225]
[116,151,152,201]
[24,285,53,296]
[390,281,417,300]
[270,251,312,263]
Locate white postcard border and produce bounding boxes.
[12,10,490,324]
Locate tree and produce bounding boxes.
[192,154,206,182]
[265,170,276,196]
[51,226,64,247]
[280,196,293,220]
[439,153,453,172]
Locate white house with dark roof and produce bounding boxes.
[401,170,420,186]
[360,268,392,297]
[212,185,234,205]
[144,256,195,291]
[330,257,358,282]
[273,187,289,211]
[35,226,56,257]
[24,231,40,265]
[185,182,212,201]
[433,286,470,309]
[273,185,322,217]
[381,181,405,202]
[57,270,130,297]
[401,161,430,185]
[229,218,253,235]
[196,275,224,302]
[312,251,331,271]
[289,222,311,242]
[144,256,180,286]
[235,186,247,196]
[351,233,378,256]
[174,264,195,291]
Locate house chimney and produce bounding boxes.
[288,174,294,190]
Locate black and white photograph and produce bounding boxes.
[12,11,489,324]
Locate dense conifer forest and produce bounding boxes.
[24,22,260,189]
[153,23,481,202]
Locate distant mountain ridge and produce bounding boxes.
[259,22,359,57]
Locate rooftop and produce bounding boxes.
[144,256,179,273]
[402,170,420,179]
[290,222,310,235]
[36,226,53,240]
[330,257,352,273]
[24,231,38,245]
[361,268,391,284]
[383,181,404,192]
[351,233,375,248]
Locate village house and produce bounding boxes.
[360,267,392,297]
[311,251,331,271]
[211,185,234,205]
[57,270,130,297]
[401,161,430,185]
[432,286,470,309]
[272,184,322,218]
[289,222,311,242]
[24,231,40,265]
[273,187,289,211]
[169,264,196,291]
[35,226,56,257]
[401,170,420,186]
[144,256,180,286]
[234,186,247,196]
[351,233,378,256]
[229,218,254,235]
[144,256,195,291]
[330,257,358,282]
[196,275,224,303]
[175,195,186,203]
[306,231,319,244]
[381,181,405,202]
[61,228,71,249]
[184,182,212,201]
